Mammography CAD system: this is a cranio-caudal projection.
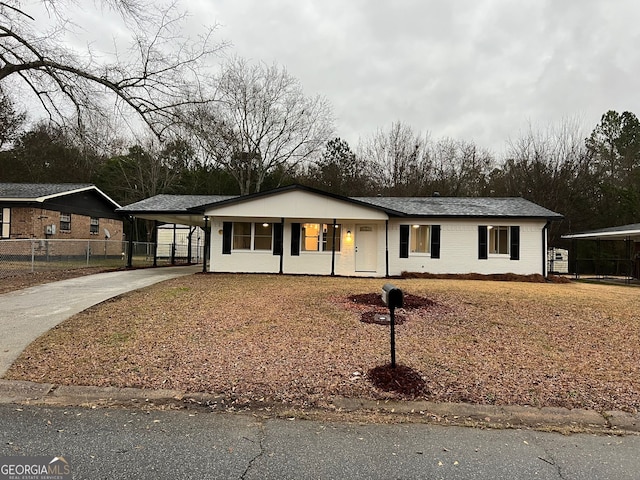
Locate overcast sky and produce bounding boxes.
[19,0,640,156]
[189,0,640,155]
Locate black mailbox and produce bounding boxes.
[381,283,403,309]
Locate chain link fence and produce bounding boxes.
[0,239,203,278]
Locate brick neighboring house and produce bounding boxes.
[0,183,124,257]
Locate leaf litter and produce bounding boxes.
[5,274,640,413]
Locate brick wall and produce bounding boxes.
[9,207,123,241]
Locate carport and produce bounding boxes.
[117,194,233,272]
[562,223,640,281]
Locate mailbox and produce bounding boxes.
[381,283,403,310]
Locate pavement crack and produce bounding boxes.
[239,423,265,480]
[537,448,566,479]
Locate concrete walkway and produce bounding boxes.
[0,265,200,375]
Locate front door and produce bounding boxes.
[355,224,377,272]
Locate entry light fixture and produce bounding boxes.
[412,224,420,229]
[346,230,352,240]
[262,222,269,227]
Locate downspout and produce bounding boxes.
[279,217,284,274]
[542,221,550,277]
[330,218,336,276]
[385,219,389,278]
[202,216,209,273]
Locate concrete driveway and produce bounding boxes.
[0,265,200,376]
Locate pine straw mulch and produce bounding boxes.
[5,274,640,413]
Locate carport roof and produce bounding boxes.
[562,223,640,241]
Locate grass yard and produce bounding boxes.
[5,274,640,412]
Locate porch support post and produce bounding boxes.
[202,216,209,273]
[279,217,284,274]
[330,218,337,276]
[385,220,389,278]
[152,221,158,267]
[127,216,134,268]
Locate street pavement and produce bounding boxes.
[0,265,200,375]
[2,403,640,480]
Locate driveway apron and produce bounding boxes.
[0,265,200,376]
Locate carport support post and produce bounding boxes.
[127,217,134,268]
[330,218,337,276]
[152,221,158,267]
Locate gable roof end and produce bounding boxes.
[0,183,122,209]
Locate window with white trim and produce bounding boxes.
[488,226,509,254]
[302,223,341,252]
[90,217,99,234]
[60,213,71,232]
[0,207,10,238]
[410,224,430,253]
[232,222,273,251]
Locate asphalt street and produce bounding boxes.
[2,404,640,480]
[0,265,200,375]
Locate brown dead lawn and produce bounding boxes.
[5,274,640,413]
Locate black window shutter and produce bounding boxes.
[478,225,488,259]
[430,225,441,259]
[399,225,410,258]
[510,226,520,260]
[291,223,301,256]
[222,222,232,255]
[273,222,283,256]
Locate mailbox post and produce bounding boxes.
[381,283,403,368]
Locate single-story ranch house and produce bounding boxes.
[120,185,563,277]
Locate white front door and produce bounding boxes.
[355,224,377,272]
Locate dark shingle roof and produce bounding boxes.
[120,194,235,213]
[354,196,562,219]
[118,186,563,220]
[0,183,94,199]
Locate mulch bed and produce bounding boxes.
[367,364,427,398]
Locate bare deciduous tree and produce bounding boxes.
[0,0,225,138]
[188,57,334,194]
[358,121,431,195]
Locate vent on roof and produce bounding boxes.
[433,192,440,197]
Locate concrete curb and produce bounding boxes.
[1,379,638,433]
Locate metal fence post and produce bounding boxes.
[31,239,35,272]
